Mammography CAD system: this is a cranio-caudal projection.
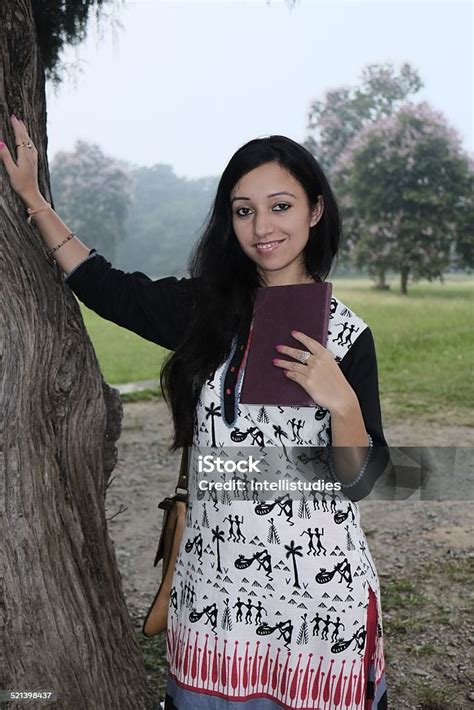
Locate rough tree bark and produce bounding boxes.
[0,3,157,707]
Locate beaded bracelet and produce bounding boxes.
[47,233,76,257]
[26,201,77,259]
[327,433,374,488]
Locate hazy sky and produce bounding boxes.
[46,0,473,179]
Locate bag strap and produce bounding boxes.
[175,445,189,496]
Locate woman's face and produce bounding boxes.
[230,161,323,286]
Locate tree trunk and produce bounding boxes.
[374,264,389,290]
[400,268,409,295]
[0,3,156,708]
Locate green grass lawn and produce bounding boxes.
[333,276,473,424]
[82,309,169,384]
[77,275,473,425]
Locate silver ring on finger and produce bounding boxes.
[16,141,33,149]
[298,350,311,365]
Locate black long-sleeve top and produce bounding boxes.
[65,249,391,500]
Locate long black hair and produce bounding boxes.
[160,135,341,451]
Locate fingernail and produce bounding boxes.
[0,141,5,149]
[11,114,17,120]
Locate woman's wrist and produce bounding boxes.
[20,190,50,211]
[329,389,359,419]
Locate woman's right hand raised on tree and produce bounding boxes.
[0,114,92,272]
[0,114,44,205]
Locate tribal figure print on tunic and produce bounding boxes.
[165,297,387,709]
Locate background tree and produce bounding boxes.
[305,63,423,174]
[116,164,217,275]
[32,0,124,87]
[333,101,473,294]
[51,140,134,260]
[50,153,217,274]
[449,169,474,271]
[304,63,423,282]
[1,1,156,707]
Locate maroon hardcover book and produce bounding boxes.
[239,281,333,406]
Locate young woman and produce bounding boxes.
[1,116,389,709]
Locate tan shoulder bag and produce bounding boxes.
[142,446,189,637]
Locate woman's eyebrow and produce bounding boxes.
[230,191,297,204]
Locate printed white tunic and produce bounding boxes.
[165,296,387,709]
[63,254,388,709]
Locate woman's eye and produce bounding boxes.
[273,203,290,211]
[235,207,252,217]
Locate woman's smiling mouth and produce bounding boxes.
[255,239,285,253]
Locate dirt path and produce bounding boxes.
[107,399,474,709]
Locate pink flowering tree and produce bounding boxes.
[304,63,423,275]
[333,102,473,293]
[51,140,134,260]
[305,63,423,173]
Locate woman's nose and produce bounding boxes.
[254,211,274,238]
